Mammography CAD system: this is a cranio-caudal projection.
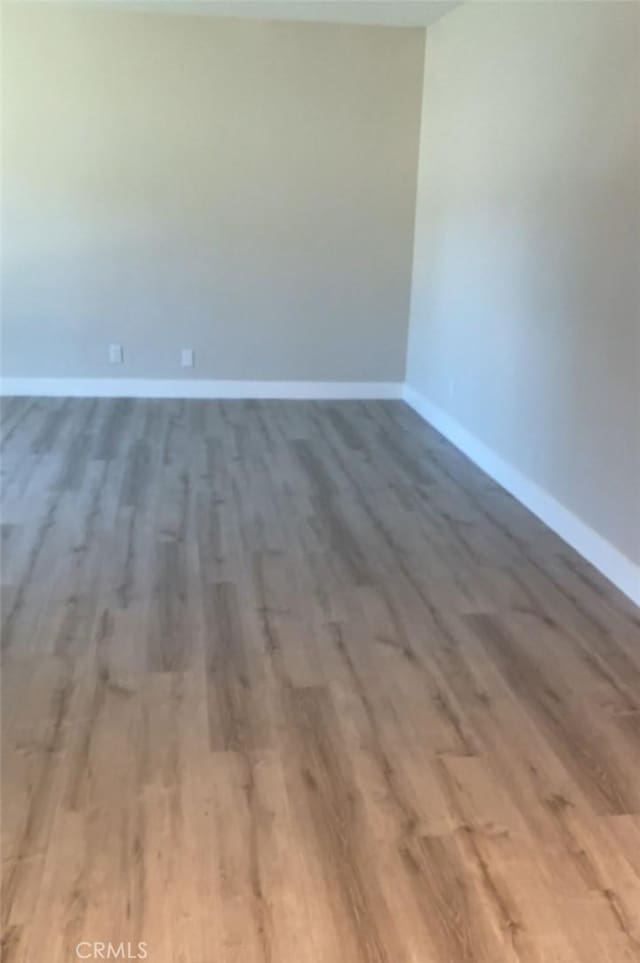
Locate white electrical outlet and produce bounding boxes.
[181,348,194,368]
[109,343,124,364]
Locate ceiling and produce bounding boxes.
[11,1,463,28]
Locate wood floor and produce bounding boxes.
[2,397,640,963]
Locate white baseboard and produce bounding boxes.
[0,377,403,401]
[3,373,636,606]
[403,384,640,609]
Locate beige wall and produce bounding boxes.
[407,1,640,564]
[1,6,424,381]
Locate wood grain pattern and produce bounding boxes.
[2,397,639,962]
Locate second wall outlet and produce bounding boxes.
[181,348,195,368]
[109,343,124,364]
